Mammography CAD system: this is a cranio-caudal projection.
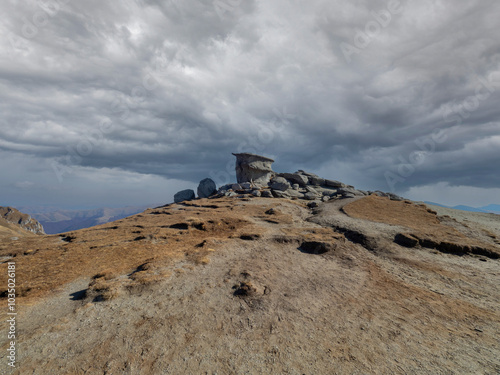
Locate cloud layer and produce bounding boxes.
[1,0,499,208]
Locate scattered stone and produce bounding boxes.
[272,190,291,199]
[269,177,291,191]
[305,186,318,194]
[286,189,305,199]
[338,187,364,197]
[322,189,337,196]
[240,182,252,189]
[292,184,300,190]
[307,201,319,208]
[342,193,356,199]
[252,190,261,197]
[265,208,276,215]
[261,190,273,198]
[174,189,196,203]
[321,196,330,202]
[304,192,318,200]
[197,178,217,198]
[387,193,404,201]
[233,153,275,184]
[296,170,320,178]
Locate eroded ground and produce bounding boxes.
[0,196,499,374]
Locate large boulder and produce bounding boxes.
[197,178,217,198]
[174,189,195,203]
[233,153,275,185]
[269,177,291,191]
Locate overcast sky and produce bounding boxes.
[1,0,499,209]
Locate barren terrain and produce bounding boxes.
[0,196,499,374]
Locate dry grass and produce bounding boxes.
[0,199,274,307]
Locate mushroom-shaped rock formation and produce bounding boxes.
[232,153,275,185]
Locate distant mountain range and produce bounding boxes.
[17,205,156,234]
[424,202,500,214]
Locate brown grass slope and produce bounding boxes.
[0,196,499,374]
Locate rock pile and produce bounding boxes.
[173,153,403,203]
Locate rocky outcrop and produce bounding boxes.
[0,206,45,234]
[174,189,196,203]
[173,153,404,205]
[197,178,217,198]
[232,153,275,185]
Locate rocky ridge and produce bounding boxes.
[0,206,45,235]
[175,152,403,204]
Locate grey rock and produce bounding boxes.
[226,191,238,197]
[197,178,217,198]
[292,184,300,190]
[324,179,346,188]
[338,187,365,197]
[261,190,273,198]
[304,192,318,200]
[309,176,325,186]
[272,190,291,199]
[233,153,275,184]
[279,173,309,186]
[231,183,243,190]
[307,201,319,208]
[342,193,356,199]
[296,170,319,178]
[217,184,233,194]
[269,177,291,191]
[251,190,261,197]
[387,193,404,201]
[174,189,196,203]
[240,182,252,189]
[322,189,337,196]
[321,196,330,202]
[286,189,305,199]
[305,186,318,194]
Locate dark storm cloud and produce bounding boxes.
[0,0,499,207]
